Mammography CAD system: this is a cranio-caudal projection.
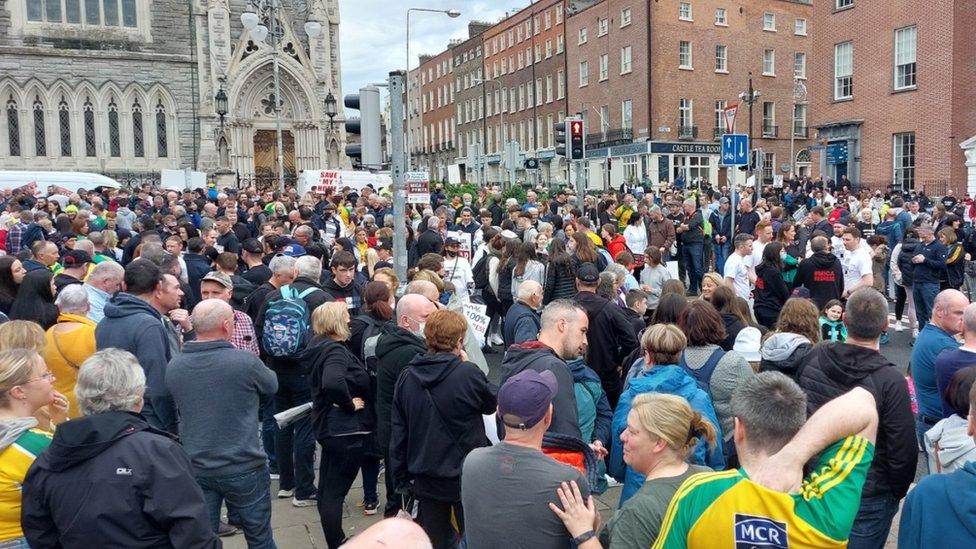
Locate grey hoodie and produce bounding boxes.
[0,417,39,451]
[114,206,136,230]
[925,414,976,473]
[759,332,813,380]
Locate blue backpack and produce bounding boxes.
[262,285,318,357]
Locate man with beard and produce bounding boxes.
[499,299,589,441]
[442,237,474,302]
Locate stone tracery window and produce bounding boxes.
[58,96,71,156]
[155,99,168,158]
[6,96,21,157]
[107,99,121,157]
[33,96,46,156]
[132,99,144,158]
[83,96,96,157]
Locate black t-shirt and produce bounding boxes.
[242,264,272,286]
[942,196,958,210]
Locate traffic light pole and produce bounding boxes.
[388,71,408,284]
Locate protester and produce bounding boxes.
[923,366,976,473]
[84,260,124,323]
[390,309,495,549]
[934,303,976,416]
[794,235,845,309]
[723,234,754,301]
[753,242,790,329]
[798,288,917,548]
[304,302,375,547]
[43,285,96,419]
[9,269,57,329]
[759,298,820,380]
[503,280,543,348]
[22,349,219,548]
[0,257,25,316]
[165,299,278,546]
[912,223,947,328]
[462,370,590,549]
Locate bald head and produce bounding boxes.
[341,518,432,549]
[396,294,435,329]
[964,303,976,337]
[191,299,234,340]
[517,280,543,310]
[933,289,969,335]
[405,279,439,304]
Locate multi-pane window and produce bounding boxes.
[598,18,608,36]
[621,8,632,27]
[83,97,96,156]
[794,52,806,79]
[763,13,776,31]
[108,99,121,157]
[893,132,916,190]
[894,26,917,90]
[620,46,632,74]
[715,8,727,25]
[600,105,609,135]
[579,60,589,87]
[58,97,70,156]
[836,0,853,8]
[679,2,692,20]
[32,97,45,156]
[27,1,138,27]
[544,10,551,29]
[679,98,693,127]
[599,54,609,81]
[578,27,587,44]
[556,35,564,54]
[715,45,728,72]
[155,100,167,158]
[762,152,775,181]
[762,101,776,136]
[834,41,853,99]
[679,41,692,69]
[795,18,807,35]
[763,49,775,75]
[556,7,562,25]
[546,75,553,103]
[557,70,565,99]
[714,100,727,134]
[622,100,632,130]
[793,104,807,136]
[6,97,20,157]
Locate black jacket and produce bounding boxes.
[216,231,240,254]
[500,342,581,440]
[754,263,790,321]
[255,277,329,374]
[390,352,495,502]
[797,342,918,500]
[183,253,212,303]
[503,300,541,348]
[543,259,577,304]
[304,336,374,440]
[897,236,920,287]
[794,251,845,310]
[321,276,363,317]
[22,411,219,549]
[719,312,746,351]
[736,210,761,237]
[416,229,444,257]
[374,325,427,453]
[574,290,640,394]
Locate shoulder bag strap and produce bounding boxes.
[52,329,80,369]
[414,369,466,454]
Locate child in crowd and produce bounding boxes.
[819,299,848,342]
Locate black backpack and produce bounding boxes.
[472,251,493,291]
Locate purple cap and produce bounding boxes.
[498,370,558,430]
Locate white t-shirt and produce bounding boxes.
[724,253,752,300]
[841,245,873,292]
[750,240,769,272]
[444,255,474,302]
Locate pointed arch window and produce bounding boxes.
[33,96,46,157]
[132,99,144,158]
[107,99,121,157]
[155,99,168,158]
[83,97,96,157]
[6,96,20,157]
[58,97,71,156]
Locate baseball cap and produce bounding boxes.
[273,235,294,250]
[733,327,762,363]
[242,238,263,254]
[445,236,461,246]
[576,262,600,284]
[282,244,306,257]
[498,370,558,430]
[64,205,79,214]
[377,239,393,251]
[61,249,92,267]
[201,271,233,290]
[719,197,730,204]
[499,229,518,240]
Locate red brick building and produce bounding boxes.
[416,47,457,180]
[809,0,976,195]
[481,0,569,186]
[567,0,813,190]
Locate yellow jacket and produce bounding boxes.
[44,313,97,419]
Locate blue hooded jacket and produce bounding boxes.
[611,362,725,505]
[566,358,612,446]
[898,461,976,548]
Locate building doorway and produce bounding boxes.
[253,130,296,185]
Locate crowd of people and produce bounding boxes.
[0,176,971,548]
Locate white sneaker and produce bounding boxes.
[293,496,317,508]
[605,474,621,488]
[490,333,504,346]
[912,328,919,339]
[894,320,905,332]
[277,489,294,498]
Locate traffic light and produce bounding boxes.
[749,148,764,172]
[554,121,567,157]
[569,118,585,160]
[344,85,382,169]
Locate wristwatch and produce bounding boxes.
[571,530,596,547]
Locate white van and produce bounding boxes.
[297,170,392,197]
[0,171,120,195]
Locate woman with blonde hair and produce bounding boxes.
[0,321,45,352]
[303,302,373,548]
[0,349,66,546]
[760,298,820,381]
[700,272,724,301]
[613,324,724,505]
[599,392,716,548]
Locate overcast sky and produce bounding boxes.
[338,0,528,109]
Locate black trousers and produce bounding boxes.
[317,436,365,548]
[417,498,464,549]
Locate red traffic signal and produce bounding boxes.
[569,119,585,160]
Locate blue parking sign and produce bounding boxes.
[722,134,749,166]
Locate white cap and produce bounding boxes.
[733,327,762,362]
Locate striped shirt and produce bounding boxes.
[0,428,53,541]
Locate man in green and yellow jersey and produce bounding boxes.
[654,373,878,549]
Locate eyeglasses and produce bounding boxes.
[23,372,55,384]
